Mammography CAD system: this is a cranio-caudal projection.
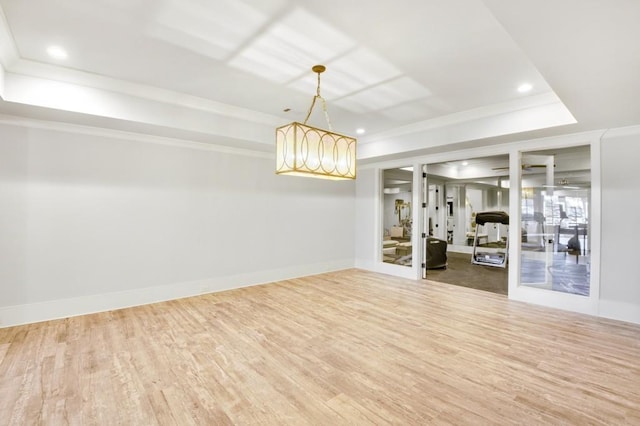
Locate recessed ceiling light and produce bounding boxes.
[517,83,533,93]
[356,128,365,135]
[47,45,68,60]
[461,161,469,166]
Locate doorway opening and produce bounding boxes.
[423,155,509,295]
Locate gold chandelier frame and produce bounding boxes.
[275,65,356,180]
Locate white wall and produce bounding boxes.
[354,168,377,271]
[599,128,640,323]
[0,121,355,327]
[4,119,639,327]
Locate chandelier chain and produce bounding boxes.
[303,70,333,131]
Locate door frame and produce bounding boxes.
[508,140,600,316]
[367,131,602,316]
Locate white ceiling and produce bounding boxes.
[0,0,638,160]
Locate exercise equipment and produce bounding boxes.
[472,211,509,268]
[425,237,448,269]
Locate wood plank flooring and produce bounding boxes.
[1,269,639,425]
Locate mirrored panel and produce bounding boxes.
[519,145,591,295]
[382,167,412,267]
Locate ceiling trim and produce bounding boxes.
[2,71,278,146]
[0,112,274,159]
[359,127,606,171]
[362,92,571,143]
[359,98,576,160]
[0,6,18,69]
[601,124,640,140]
[9,59,283,127]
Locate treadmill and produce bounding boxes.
[471,211,509,268]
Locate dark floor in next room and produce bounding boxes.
[426,252,508,295]
[427,252,590,296]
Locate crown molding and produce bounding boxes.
[9,58,283,127]
[2,71,281,147]
[600,124,640,139]
[361,92,571,144]
[358,97,576,160]
[0,113,274,159]
[0,6,18,69]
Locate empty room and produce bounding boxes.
[1,0,640,424]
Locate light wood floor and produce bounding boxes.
[1,269,639,425]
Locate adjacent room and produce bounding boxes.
[423,155,510,295]
[421,146,591,297]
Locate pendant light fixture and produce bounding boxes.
[275,65,356,180]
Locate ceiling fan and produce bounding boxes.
[491,164,554,172]
[542,178,583,190]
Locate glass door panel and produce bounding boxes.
[519,147,591,295]
[382,167,413,267]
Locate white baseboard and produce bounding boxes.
[0,259,354,328]
[598,299,640,325]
